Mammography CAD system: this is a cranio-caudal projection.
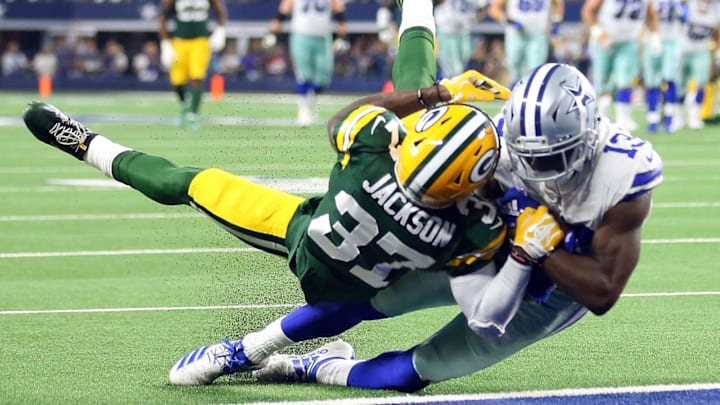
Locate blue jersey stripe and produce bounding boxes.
[632,166,663,188]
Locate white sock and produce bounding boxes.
[241,317,295,364]
[598,94,612,117]
[647,111,660,125]
[615,103,632,122]
[663,103,675,118]
[83,135,131,178]
[315,359,357,386]
[398,0,436,38]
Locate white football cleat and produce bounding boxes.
[168,339,258,385]
[688,118,705,130]
[252,339,355,383]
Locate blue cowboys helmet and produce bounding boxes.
[503,63,600,188]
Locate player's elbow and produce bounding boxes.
[586,287,622,315]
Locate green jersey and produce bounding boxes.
[171,0,212,39]
[286,105,505,303]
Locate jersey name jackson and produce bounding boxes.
[363,173,456,248]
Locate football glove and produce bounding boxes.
[160,39,176,70]
[262,33,277,49]
[333,36,351,53]
[209,26,226,52]
[498,187,540,229]
[439,69,511,103]
[511,206,564,266]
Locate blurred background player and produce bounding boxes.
[488,0,564,85]
[642,0,685,133]
[267,0,348,127]
[434,0,489,78]
[159,0,227,130]
[582,0,659,131]
[677,0,720,130]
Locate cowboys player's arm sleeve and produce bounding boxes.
[450,249,535,338]
[544,192,653,315]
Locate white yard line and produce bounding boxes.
[238,384,720,405]
[0,292,716,316]
[2,200,719,222]
[2,238,720,259]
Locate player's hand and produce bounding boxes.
[333,36,351,53]
[498,187,539,229]
[160,39,176,70]
[507,19,523,31]
[439,70,511,103]
[511,206,564,266]
[209,26,226,52]
[262,33,277,49]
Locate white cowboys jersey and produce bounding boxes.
[494,117,664,252]
[681,0,720,54]
[291,0,334,36]
[597,0,650,44]
[435,0,478,35]
[506,0,553,34]
[653,0,684,40]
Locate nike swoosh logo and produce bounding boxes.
[371,115,386,135]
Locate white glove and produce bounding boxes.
[209,26,226,52]
[510,206,564,265]
[262,33,277,49]
[160,39,176,70]
[333,37,350,53]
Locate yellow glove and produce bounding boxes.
[511,206,564,265]
[440,70,511,103]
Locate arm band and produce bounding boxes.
[275,12,290,22]
[332,11,346,22]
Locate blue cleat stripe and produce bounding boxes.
[308,356,344,383]
[176,351,193,370]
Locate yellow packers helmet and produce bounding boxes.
[395,103,500,208]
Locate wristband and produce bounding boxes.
[510,245,536,266]
[275,11,290,22]
[332,11,346,22]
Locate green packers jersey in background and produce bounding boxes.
[285,105,505,303]
[172,0,212,39]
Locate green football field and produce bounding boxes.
[0,91,718,404]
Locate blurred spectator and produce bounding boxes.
[1,40,29,77]
[132,40,162,82]
[218,39,242,76]
[74,37,104,76]
[264,44,288,77]
[103,39,129,77]
[241,38,266,81]
[53,36,74,78]
[32,43,58,77]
